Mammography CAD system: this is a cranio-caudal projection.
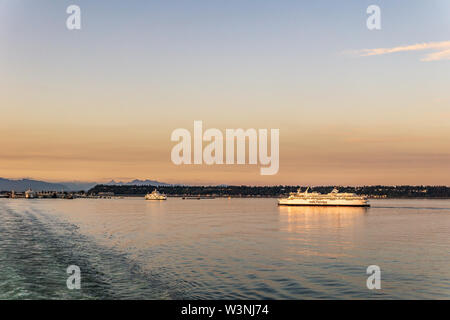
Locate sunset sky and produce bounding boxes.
[1,0,449,185]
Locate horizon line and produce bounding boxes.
[1,177,449,188]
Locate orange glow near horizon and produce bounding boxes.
[0,119,449,185]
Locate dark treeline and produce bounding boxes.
[88,185,450,198]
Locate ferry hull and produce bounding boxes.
[278,199,370,207]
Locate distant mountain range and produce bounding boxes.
[104,179,171,187]
[0,178,170,192]
[0,178,69,192]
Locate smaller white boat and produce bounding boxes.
[145,189,167,200]
[25,189,37,199]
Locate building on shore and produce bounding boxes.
[97,192,114,198]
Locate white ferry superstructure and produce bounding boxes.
[145,189,167,200]
[278,187,370,207]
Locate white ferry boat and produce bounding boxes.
[25,189,37,199]
[145,189,167,200]
[278,187,370,207]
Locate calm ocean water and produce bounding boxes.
[0,198,449,299]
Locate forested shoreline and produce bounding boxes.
[88,185,450,198]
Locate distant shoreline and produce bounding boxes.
[2,195,450,200]
[88,185,450,199]
[2,185,450,199]
[113,195,450,200]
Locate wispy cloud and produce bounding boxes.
[354,41,450,62]
[422,48,450,62]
